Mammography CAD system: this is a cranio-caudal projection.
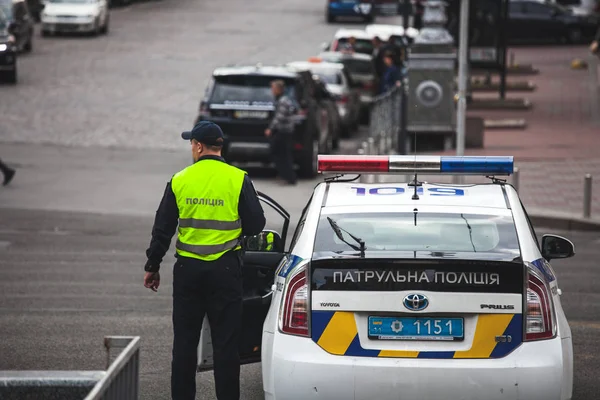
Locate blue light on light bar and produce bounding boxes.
[440,156,514,175]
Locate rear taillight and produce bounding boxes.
[298,108,308,116]
[279,265,309,337]
[198,101,210,117]
[363,82,374,90]
[524,264,556,341]
[336,95,348,104]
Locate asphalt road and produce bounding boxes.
[0,0,599,399]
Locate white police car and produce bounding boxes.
[197,155,575,400]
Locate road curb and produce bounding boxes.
[528,208,600,231]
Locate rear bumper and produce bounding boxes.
[42,22,96,33]
[198,115,307,163]
[263,332,571,400]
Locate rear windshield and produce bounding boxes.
[314,212,520,257]
[337,38,374,55]
[312,70,342,85]
[209,75,296,104]
[342,59,375,75]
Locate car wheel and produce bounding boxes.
[6,69,17,84]
[566,27,582,44]
[327,13,334,23]
[298,139,319,179]
[364,15,374,23]
[23,37,32,52]
[41,29,50,37]
[101,15,110,34]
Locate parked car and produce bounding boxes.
[508,0,599,43]
[0,7,17,83]
[321,28,376,56]
[326,0,375,23]
[0,0,34,52]
[194,65,332,178]
[373,0,399,15]
[41,0,109,37]
[317,51,378,122]
[287,60,362,137]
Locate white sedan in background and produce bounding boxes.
[41,0,109,37]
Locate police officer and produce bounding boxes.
[264,79,297,185]
[143,121,266,400]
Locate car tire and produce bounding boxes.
[101,15,110,34]
[23,37,32,53]
[364,15,374,23]
[327,13,334,23]
[298,139,319,179]
[6,69,17,84]
[41,29,50,37]
[566,27,582,44]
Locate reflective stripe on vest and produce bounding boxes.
[171,159,246,262]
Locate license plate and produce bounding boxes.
[233,110,268,119]
[368,316,464,341]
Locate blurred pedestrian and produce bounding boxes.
[380,52,402,94]
[413,0,424,30]
[372,36,385,79]
[265,80,297,185]
[143,120,266,400]
[0,158,15,186]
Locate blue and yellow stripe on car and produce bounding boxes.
[311,311,523,359]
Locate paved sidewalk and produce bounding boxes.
[436,45,600,221]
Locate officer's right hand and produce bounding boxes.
[144,272,160,292]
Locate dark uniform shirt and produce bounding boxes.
[144,155,266,272]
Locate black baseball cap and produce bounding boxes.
[181,121,225,146]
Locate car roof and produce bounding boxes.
[333,28,375,40]
[212,64,298,79]
[322,182,510,209]
[286,61,345,73]
[365,24,405,40]
[318,51,373,61]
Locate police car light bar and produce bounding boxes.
[317,155,514,175]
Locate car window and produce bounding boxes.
[313,212,521,257]
[0,1,10,21]
[508,2,523,13]
[209,75,296,104]
[287,194,313,252]
[312,70,342,85]
[337,38,374,55]
[523,2,552,14]
[342,59,375,76]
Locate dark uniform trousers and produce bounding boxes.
[171,250,243,400]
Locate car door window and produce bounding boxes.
[523,2,552,15]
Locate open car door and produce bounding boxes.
[197,191,290,372]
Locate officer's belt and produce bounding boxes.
[178,218,241,230]
[176,238,240,255]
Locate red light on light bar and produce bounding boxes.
[318,155,389,173]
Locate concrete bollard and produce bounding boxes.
[512,167,520,193]
[583,174,592,218]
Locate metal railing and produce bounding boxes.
[84,336,140,400]
[368,84,404,156]
[0,336,140,400]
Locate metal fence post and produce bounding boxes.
[512,167,520,193]
[583,174,592,218]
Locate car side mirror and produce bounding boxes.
[541,234,575,261]
[320,42,330,51]
[243,230,283,253]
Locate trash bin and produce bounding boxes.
[406,0,456,150]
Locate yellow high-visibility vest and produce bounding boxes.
[171,159,246,261]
